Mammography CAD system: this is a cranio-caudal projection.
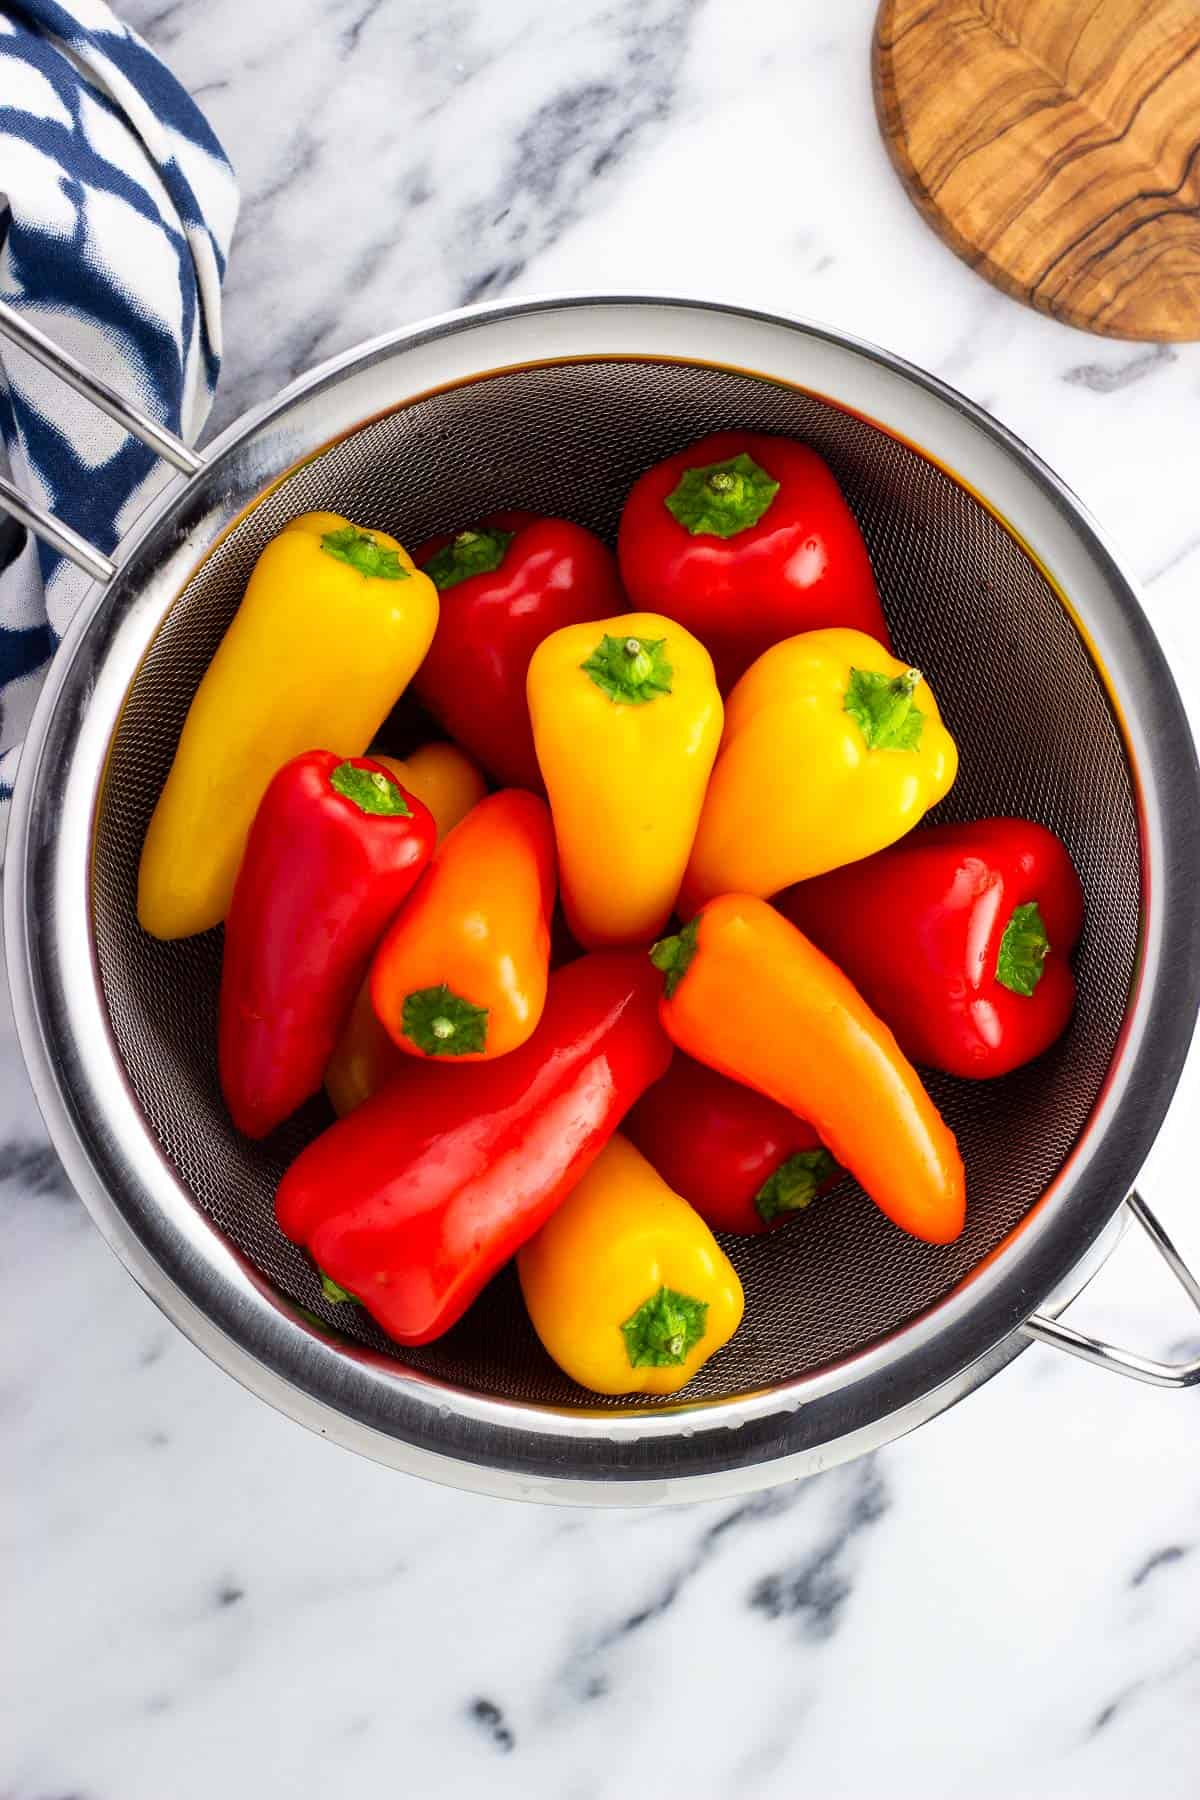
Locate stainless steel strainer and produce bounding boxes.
[6,294,1200,1505]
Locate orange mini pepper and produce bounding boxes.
[651,894,965,1244]
[370,789,556,1061]
[324,742,488,1114]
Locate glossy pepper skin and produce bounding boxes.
[518,1134,744,1396]
[324,742,487,1117]
[617,430,891,691]
[527,611,722,949]
[626,1054,840,1235]
[370,789,556,1061]
[218,753,436,1139]
[276,952,674,1344]
[683,627,957,909]
[652,895,965,1244]
[777,817,1084,1079]
[138,513,438,940]
[413,511,624,790]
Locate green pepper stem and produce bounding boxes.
[580,633,673,705]
[320,524,408,580]
[621,1285,708,1368]
[401,984,489,1056]
[421,525,514,591]
[320,1271,360,1304]
[664,451,780,539]
[755,1148,838,1223]
[996,900,1051,997]
[649,915,700,999]
[843,666,926,751]
[329,761,411,816]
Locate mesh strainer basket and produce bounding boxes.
[6,296,1200,1504]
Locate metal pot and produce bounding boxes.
[5,294,1200,1505]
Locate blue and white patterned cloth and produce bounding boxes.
[0,0,237,830]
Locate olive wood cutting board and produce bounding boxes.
[873,0,1200,340]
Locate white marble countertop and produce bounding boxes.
[6,1,1200,1793]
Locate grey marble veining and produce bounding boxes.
[4,0,1200,1794]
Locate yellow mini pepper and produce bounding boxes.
[137,512,439,940]
[526,611,722,949]
[683,626,957,907]
[517,1133,744,1396]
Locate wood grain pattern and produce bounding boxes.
[873,0,1200,340]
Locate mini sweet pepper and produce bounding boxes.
[683,626,957,908]
[370,789,556,1061]
[517,1133,744,1395]
[218,753,435,1139]
[778,816,1084,1078]
[617,430,891,690]
[652,894,965,1244]
[527,611,722,948]
[626,1053,840,1235]
[138,512,438,939]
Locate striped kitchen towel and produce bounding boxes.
[0,0,237,835]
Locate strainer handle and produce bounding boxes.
[0,298,205,581]
[1023,1191,1200,1389]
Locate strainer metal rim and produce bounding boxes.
[6,292,1199,1503]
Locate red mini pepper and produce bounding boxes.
[626,1054,840,1235]
[275,951,673,1343]
[777,817,1084,1080]
[617,430,891,691]
[413,510,624,789]
[219,752,436,1138]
